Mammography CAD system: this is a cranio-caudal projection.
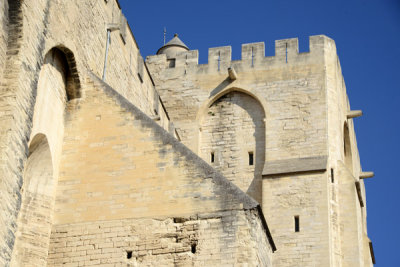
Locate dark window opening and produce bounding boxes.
[294,216,300,232]
[211,152,215,163]
[344,123,353,173]
[285,43,288,63]
[173,217,187,223]
[191,244,197,254]
[331,168,334,183]
[248,152,254,166]
[126,251,133,259]
[168,59,176,68]
[137,73,143,83]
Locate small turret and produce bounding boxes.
[157,34,189,59]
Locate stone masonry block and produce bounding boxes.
[208,46,232,70]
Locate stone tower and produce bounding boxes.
[147,35,375,267]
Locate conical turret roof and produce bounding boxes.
[157,34,189,55]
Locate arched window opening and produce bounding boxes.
[11,134,55,266]
[344,123,353,173]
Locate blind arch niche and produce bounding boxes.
[200,90,266,203]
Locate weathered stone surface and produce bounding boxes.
[0,0,8,81]
[0,1,171,263]
[48,210,272,267]
[147,34,374,266]
[200,91,265,203]
[0,0,374,266]
[54,73,262,222]
[262,156,327,176]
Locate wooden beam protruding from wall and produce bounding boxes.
[347,110,363,119]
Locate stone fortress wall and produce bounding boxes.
[0,0,374,266]
[0,0,177,265]
[0,0,274,266]
[44,74,274,266]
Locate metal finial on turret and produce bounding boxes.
[163,27,166,45]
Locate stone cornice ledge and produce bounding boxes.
[262,156,328,176]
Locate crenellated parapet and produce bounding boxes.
[146,35,336,75]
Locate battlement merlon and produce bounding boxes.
[146,35,337,72]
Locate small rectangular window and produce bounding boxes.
[211,152,215,163]
[331,168,334,183]
[294,216,300,232]
[137,53,144,83]
[168,59,176,68]
[248,152,254,166]
[126,251,132,259]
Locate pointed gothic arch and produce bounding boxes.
[43,46,81,100]
[10,45,81,265]
[197,87,268,124]
[11,134,55,266]
[199,89,266,203]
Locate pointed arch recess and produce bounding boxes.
[344,122,353,173]
[44,46,81,100]
[11,134,55,266]
[197,87,268,124]
[198,88,266,203]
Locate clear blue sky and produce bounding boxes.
[119,0,399,265]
